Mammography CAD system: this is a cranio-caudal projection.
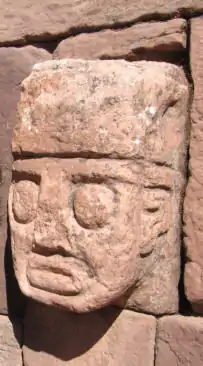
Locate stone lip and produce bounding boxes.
[13,59,188,172]
[54,18,187,62]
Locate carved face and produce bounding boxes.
[9,158,143,312]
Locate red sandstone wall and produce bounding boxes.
[0,1,203,365]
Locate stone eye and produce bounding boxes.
[73,184,115,229]
[12,180,39,224]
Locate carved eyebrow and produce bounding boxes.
[63,160,142,184]
[71,175,139,186]
[12,158,142,184]
[71,173,107,184]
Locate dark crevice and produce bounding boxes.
[32,245,73,259]
[21,313,25,365]
[101,49,186,65]
[13,151,145,161]
[145,207,159,213]
[153,319,158,366]
[182,19,194,87]
[178,19,193,315]
[143,184,171,191]
[184,18,194,160]
[4,223,26,319]
[22,345,25,366]
[178,236,192,315]
[31,41,60,54]
[12,171,41,185]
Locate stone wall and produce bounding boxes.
[0,1,203,365]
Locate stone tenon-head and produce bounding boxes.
[9,59,188,313]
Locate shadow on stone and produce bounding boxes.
[23,301,156,365]
[4,224,26,318]
[24,301,122,361]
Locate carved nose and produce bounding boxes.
[33,207,71,256]
[32,172,72,255]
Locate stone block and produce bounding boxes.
[23,301,156,366]
[156,315,203,366]
[54,19,186,62]
[0,0,202,45]
[0,315,22,366]
[9,59,189,315]
[13,59,188,165]
[184,16,203,313]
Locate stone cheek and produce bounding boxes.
[9,59,189,314]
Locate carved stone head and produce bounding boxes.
[9,59,188,313]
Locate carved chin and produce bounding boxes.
[19,253,135,313]
[23,282,127,313]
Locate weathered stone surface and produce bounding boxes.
[54,19,186,62]
[0,315,22,365]
[23,301,156,366]
[13,59,188,166]
[0,46,50,315]
[0,0,202,45]
[10,59,188,314]
[9,157,183,313]
[156,315,203,366]
[184,17,203,313]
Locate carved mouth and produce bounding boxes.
[27,252,88,296]
[32,242,74,259]
[28,252,86,275]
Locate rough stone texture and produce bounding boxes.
[0,1,202,45]
[10,59,188,314]
[9,158,183,313]
[0,46,50,315]
[13,59,188,164]
[0,315,22,365]
[156,315,203,366]
[23,301,156,366]
[184,17,203,313]
[54,19,186,62]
